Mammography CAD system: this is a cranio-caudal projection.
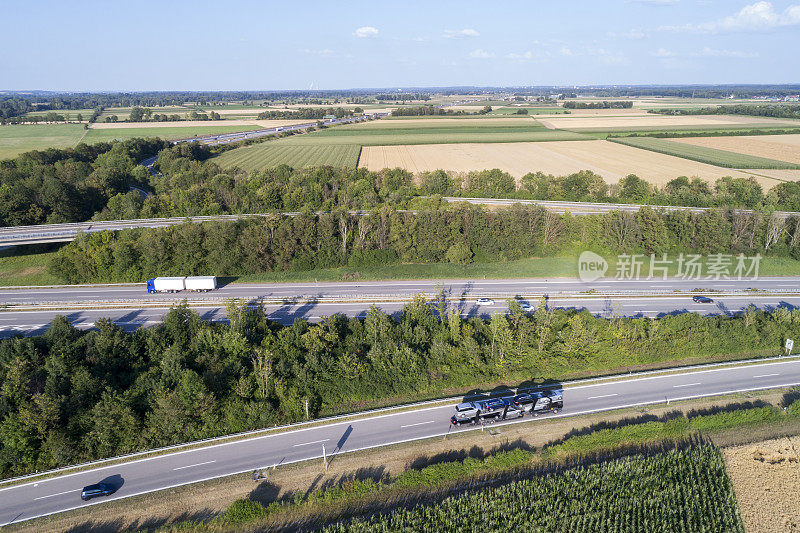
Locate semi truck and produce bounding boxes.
[147,276,217,293]
[450,397,523,426]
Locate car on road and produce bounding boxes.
[692,295,713,303]
[476,298,494,305]
[520,303,534,312]
[81,482,115,501]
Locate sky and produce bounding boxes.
[1,0,798,91]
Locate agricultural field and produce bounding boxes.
[609,136,800,169]
[489,106,570,115]
[23,108,95,119]
[539,113,800,131]
[358,139,794,187]
[672,134,800,165]
[283,118,590,146]
[323,447,743,533]
[88,118,306,130]
[723,435,800,533]
[95,106,191,121]
[82,124,262,143]
[214,143,361,171]
[0,123,87,159]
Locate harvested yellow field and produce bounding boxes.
[538,114,800,130]
[89,119,310,129]
[674,134,800,165]
[359,140,792,188]
[723,436,800,533]
[367,118,537,127]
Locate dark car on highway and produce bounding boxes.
[81,483,115,501]
[692,295,713,303]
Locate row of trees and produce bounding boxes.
[649,104,800,120]
[1,299,797,478]
[562,101,634,109]
[390,105,492,116]
[49,204,800,284]
[7,138,800,227]
[256,107,355,120]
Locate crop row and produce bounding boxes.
[214,143,361,171]
[322,447,743,532]
[610,136,800,169]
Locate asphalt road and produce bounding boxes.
[2,294,800,337]
[2,358,799,526]
[0,277,797,336]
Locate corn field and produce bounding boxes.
[322,446,744,533]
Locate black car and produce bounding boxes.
[692,295,713,303]
[81,483,115,501]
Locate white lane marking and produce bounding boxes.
[673,382,701,388]
[34,489,77,500]
[292,439,330,447]
[587,393,618,400]
[400,420,435,429]
[754,373,780,378]
[172,460,216,471]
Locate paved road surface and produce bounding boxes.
[0,277,797,336]
[2,294,800,337]
[2,358,798,526]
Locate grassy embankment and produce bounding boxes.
[3,247,800,286]
[610,136,800,169]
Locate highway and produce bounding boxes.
[0,277,798,337]
[2,358,799,526]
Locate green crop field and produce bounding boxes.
[565,123,800,134]
[610,136,800,169]
[214,143,361,171]
[0,124,87,159]
[490,107,569,115]
[276,121,591,145]
[323,446,743,533]
[82,124,262,143]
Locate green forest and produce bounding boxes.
[1,298,798,479]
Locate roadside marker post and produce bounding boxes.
[322,444,328,472]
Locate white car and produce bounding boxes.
[476,298,494,306]
[520,303,534,312]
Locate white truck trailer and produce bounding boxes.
[146,276,217,293]
[184,276,217,292]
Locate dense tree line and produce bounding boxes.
[7,139,800,227]
[390,105,492,116]
[562,101,633,109]
[376,93,431,101]
[49,201,800,284]
[257,108,355,120]
[649,104,800,120]
[1,299,797,478]
[0,139,168,226]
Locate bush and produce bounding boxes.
[224,499,269,523]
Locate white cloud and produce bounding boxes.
[444,28,480,38]
[662,1,800,32]
[652,48,675,57]
[559,47,573,56]
[506,51,533,59]
[607,28,648,39]
[302,48,335,57]
[691,47,759,58]
[354,26,379,38]
[628,0,678,4]
[469,48,494,58]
